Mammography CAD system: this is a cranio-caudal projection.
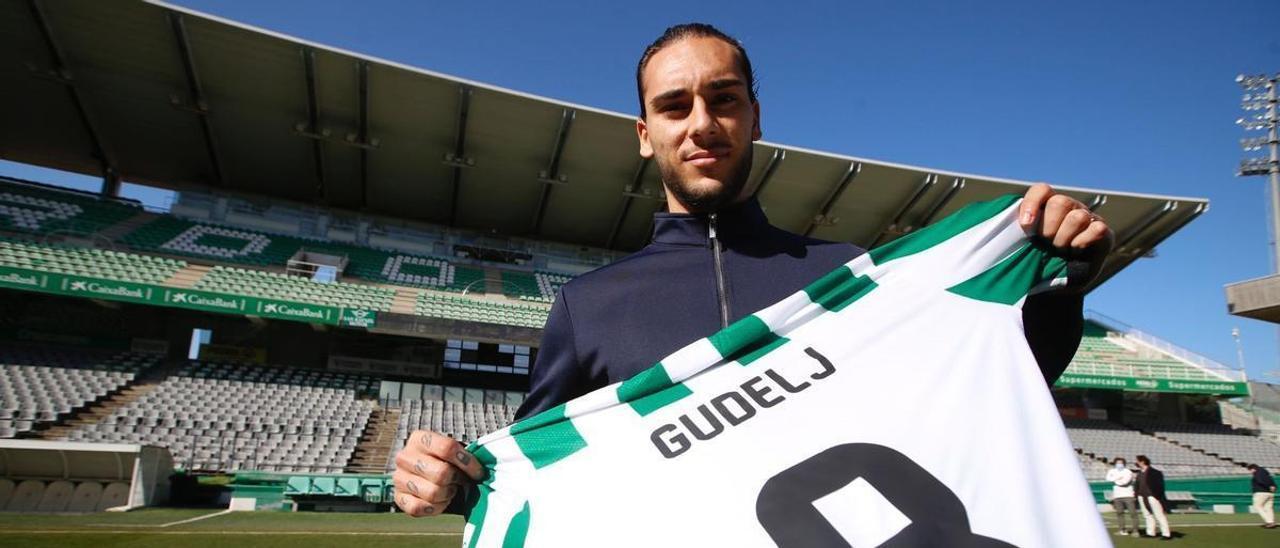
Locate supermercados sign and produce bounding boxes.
[0,265,375,330]
[1055,373,1248,396]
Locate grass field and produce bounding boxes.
[0,509,1274,547]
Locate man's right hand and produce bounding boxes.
[392,430,486,517]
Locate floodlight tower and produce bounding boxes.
[1237,73,1280,271]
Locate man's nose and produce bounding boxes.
[688,97,719,137]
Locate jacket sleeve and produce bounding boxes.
[514,289,586,421]
[1021,291,1084,386]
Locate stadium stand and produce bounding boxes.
[387,396,520,469]
[1077,453,1112,481]
[62,360,378,473]
[0,237,185,285]
[0,346,156,437]
[502,270,571,303]
[0,179,140,238]
[500,270,539,300]
[1,234,552,328]
[415,292,550,328]
[1064,419,1244,476]
[1065,321,1234,382]
[1128,420,1280,469]
[192,266,396,312]
[119,215,488,292]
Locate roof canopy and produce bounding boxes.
[0,0,1207,287]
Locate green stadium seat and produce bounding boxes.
[0,238,185,284]
[0,179,139,238]
[120,216,487,292]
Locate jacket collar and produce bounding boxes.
[650,197,772,246]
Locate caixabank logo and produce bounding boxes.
[166,291,244,311]
[259,302,330,321]
[65,279,150,300]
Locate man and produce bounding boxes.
[391,23,1114,518]
[1248,463,1277,528]
[1135,455,1172,540]
[1106,457,1138,536]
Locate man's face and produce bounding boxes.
[636,36,762,214]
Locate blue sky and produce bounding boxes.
[5,0,1279,380]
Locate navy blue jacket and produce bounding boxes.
[1252,467,1277,493]
[515,197,1084,419]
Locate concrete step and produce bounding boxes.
[483,268,505,295]
[162,263,214,288]
[37,367,173,441]
[346,406,401,474]
[94,210,159,241]
[390,288,420,315]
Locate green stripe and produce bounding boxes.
[470,443,497,469]
[802,266,878,312]
[617,364,693,416]
[707,315,789,366]
[869,193,1020,265]
[464,484,492,548]
[502,501,531,548]
[510,403,588,469]
[946,241,1069,305]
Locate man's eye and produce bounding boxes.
[715,94,738,104]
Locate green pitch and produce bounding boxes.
[0,509,1274,547]
[1102,513,1277,547]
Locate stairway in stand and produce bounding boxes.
[37,361,177,441]
[389,287,420,315]
[162,263,213,288]
[346,406,401,474]
[94,210,158,242]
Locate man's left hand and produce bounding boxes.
[1019,183,1115,286]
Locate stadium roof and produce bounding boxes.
[0,0,1207,287]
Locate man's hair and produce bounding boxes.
[1247,463,1258,470]
[1113,457,1126,465]
[635,23,758,118]
[1136,455,1150,466]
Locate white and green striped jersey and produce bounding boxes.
[461,195,1108,548]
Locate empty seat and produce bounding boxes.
[97,482,130,511]
[5,480,45,512]
[67,481,103,513]
[36,480,75,512]
[0,478,13,509]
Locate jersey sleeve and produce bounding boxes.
[855,194,1072,307]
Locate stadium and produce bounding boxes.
[0,1,1277,547]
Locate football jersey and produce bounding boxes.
[461,194,1109,548]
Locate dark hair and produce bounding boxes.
[1136,455,1150,466]
[1112,457,1126,465]
[635,23,758,118]
[1247,463,1258,470]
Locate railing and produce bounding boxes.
[1085,310,1244,382]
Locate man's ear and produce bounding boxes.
[751,100,762,141]
[637,117,654,158]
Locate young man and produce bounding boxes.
[1106,457,1138,536]
[391,23,1114,518]
[1247,463,1277,528]
[1135,455,1172,540]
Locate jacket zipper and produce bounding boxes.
[709,213,729,328]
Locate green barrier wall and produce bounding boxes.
[1090,475,1269,513]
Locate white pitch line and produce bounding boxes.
[85,509,232,528]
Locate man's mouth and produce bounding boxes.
[684,148,729,167]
